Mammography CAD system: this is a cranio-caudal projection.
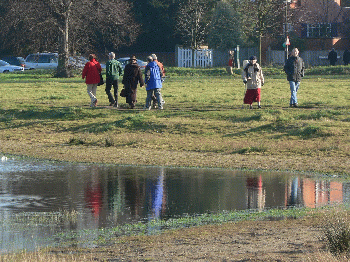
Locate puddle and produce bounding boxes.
[0,156,348,253]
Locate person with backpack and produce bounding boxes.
[284,48,305,108]
[242,56,264,109]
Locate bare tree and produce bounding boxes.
[239,0,284,61]
[0,0,140,77]
[175,0,212,49]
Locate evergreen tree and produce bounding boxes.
[208,0,243,50]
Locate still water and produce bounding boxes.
[0,156,348,253]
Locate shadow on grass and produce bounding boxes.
[0,107,105,122]
[66,114,167,134]
[224,122,333,139]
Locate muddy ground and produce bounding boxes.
[47,216,349,262]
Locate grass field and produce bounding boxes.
[0,67,350,260]
[0,67,349,174]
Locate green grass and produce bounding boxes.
[0,67,349,174]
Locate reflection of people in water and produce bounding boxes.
[146,168,166,220]
[287,177,302,207]
[85,174,103,218]
[246,175,265,211]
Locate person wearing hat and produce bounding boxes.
[284,48,304,108]
[242,56,264,109]
[105,52,123,107]
[122,55,144,109]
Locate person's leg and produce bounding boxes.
[129,87,137,108]
[154,88,163,109]
[113,80,119,107]
[289,81,297,106]
[144,89,153,109]
[87,84,97,107]
[151,90,157,108]
[92,84,98,106]
[256,88,261,108]
[105,78,115,105]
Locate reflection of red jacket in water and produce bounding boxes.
[85,184,103,217]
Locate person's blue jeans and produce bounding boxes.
[289,81,300,105]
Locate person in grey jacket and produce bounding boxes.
[284,48,305,108]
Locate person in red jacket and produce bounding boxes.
[82,54,102,107]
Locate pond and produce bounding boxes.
[0,155,348,253]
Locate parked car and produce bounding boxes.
[1,56,26,68]
[117,57,147,70]
[0,60,24,73]
[25,52,58,69]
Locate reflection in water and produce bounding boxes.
[0,157,347,253]
[246,176,265,211]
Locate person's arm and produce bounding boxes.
[144,65,150,84]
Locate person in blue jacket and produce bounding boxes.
[144,56,164,110]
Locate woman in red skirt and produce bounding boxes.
[242,56,264,109]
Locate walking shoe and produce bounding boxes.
[249,105,253,109]
[293,103,298,108]
[93,99,98,107]
[143,106,151,110]
[109,102,114,106]
[258,105,262,109]
[113,102,118,108]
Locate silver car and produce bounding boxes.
[25,53,58,69]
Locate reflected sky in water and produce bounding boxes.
[0,156,348,253]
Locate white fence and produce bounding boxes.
[177,47,213,68]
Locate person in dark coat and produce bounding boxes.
[284,48,305,108]
[343,49,350,66]
[122,55,144,109]
[328,48,337,66]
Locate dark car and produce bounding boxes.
[1,56,26,68]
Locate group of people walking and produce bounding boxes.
[82,47,306,110]
[82,53,164,109]
[242,48,305,109]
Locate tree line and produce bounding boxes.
[0,0,285,76]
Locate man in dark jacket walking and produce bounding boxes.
[105,52,123,107]
[284,48,305,108]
